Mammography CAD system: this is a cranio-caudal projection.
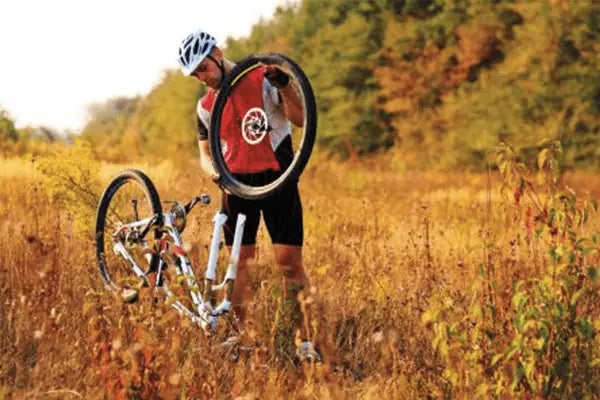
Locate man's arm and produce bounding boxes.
[265,66,304,127]
[197,139,220,182]
[196,109,221,182]
[278,83,304,127]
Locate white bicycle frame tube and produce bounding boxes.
[213,213,246,290]
[114,209,247,334]
[162,213,203,306]
[227,213,246,281]
[206,212,228,281]
[113,242,147,280]
[210,213,246,316]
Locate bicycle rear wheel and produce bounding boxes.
[209,53,317,200]
[95,169,162,296]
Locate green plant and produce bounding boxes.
[424,141,600,398]
[36,140,102,235]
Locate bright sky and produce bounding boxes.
[0,0,290,132]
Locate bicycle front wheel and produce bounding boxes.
[95,169,162,296]
[209,53,317,200]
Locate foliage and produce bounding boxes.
[81,96,141,162]
[423,141,600,397]
[36,140,102,235]
[0,109,19,141]
[60,0,599,169]
[0,109,19,156]
[0,108,73,157]
[5,152,600,397]
[80,72,203,165]
[5,0,600,168]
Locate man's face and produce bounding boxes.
[191,55,222,89]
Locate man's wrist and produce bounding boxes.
[265,66,289,89]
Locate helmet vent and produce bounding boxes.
[177,30,217,75]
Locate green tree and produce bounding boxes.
[0,109,18,141]
[77,0,600,169]
[134,70,202,161]
[0,109,19,155]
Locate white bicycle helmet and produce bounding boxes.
[178,30,218,76]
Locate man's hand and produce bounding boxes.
[264,65,290,89]
[211,173,232,194]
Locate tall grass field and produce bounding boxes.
[2,143,600,398]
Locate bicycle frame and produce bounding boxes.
[111,199,246,335]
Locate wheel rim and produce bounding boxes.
[209,54,317,200]
[97,177,159,293]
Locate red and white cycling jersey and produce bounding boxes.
[196,66,292,174]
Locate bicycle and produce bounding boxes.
[95,168,246,334]
[94,53,317,336]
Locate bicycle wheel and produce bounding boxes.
[209,53,317,200]
[95,169,162,296]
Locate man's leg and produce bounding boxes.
[273,244,308,338]
[274,244,321,362]
[230,244,256,322]
[261,182,319,360]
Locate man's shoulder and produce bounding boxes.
[197,90,216,125]
[198,89,217,112]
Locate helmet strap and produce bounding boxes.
[206,54,226,80]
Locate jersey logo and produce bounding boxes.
[242,107,268,145]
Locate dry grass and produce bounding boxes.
[1,155,600,399]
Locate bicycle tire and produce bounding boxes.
[209,53,317,200]
[95,169,162,294]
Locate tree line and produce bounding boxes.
[4,0,600,170]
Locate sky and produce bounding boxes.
[0,0,290,132]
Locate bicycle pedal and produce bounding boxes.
[121,288,139,303]
[295,341,322,364]
[219,337,254,363]
[219,336,240,349]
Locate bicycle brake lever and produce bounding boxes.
[199,194,211,205]
[184,195,211,213]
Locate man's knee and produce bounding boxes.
[274,245,301,264]
[277,257,305,280]
[273,245,304,280]
[279,264,305,282]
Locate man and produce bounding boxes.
[177,29,320,362]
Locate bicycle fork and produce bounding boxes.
[144,210,246,334]
[199,211,246,333]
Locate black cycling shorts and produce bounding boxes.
[220,180,303,247]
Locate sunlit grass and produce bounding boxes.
[2,151,600,398]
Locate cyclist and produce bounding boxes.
[177,29,320,363]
